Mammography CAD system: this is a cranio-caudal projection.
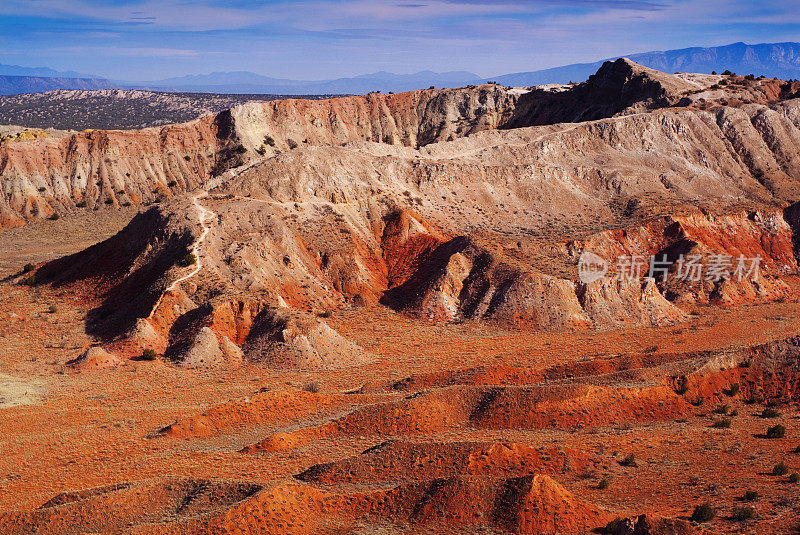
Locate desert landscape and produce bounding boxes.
[3,15,800,533]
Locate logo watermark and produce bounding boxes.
[578,253,761,284]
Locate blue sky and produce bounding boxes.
[1,0,798,81]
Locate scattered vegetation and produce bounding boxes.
[712,418,732,429]
[742,490,759,501]
[766,425,786,439]
[167,180,177,187]
[789,472,800,483]
[178,253,197,267]
[140,349,158,361]
[22,263,34,273]
[302,382,319,393]
[598,477,610,490]
[713,404,729,414]
[690,503,716,523]
[761,407,781,418]
[287,138,298,149]
[47,305,58,314]
[48,213,60,220]
[773,461,789,476]
[255,145,267,155]
[264,135,275,147]
[731,506,756,521]
[724,383,740,396]
[76,201,87,208]
[618,454,637,467]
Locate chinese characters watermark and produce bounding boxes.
[578,252,761,284]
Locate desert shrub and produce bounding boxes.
[21,274,37,286]
[38,186,46,192]
[167,180,177,187]
[643,345,658,353]
[731,506,756,521]
[793,444,800,454]
[762,407,781,418]
[22,263,34,273]
[724,383,740,396]
[745,74,755,80]
[713,404,729,414]
[691,503,716,522]
[710,84,721,90]
[264,135,275,146]
[140,349,157,361]
[183,155,191,161]
[766,425,786,439]
[255,145,266,155]
[122,202,131,207]
[619,454,637,467]
[712,418,732,429]
[302,382,319,393]
[742,490,759,501]
[723,69,733,75]
[76,201,87,208]
[104,198,113,204]
[598,477,610,489]
[47,305,58,314]
[318,310,332,318]
[287,138,298,149]
[773,461,789,476]
[178,253,197,267]
[712,70,717,75]
[232,144,247,154]
[48,213,60,220]
[789,472,800,483]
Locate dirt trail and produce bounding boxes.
[148,192,216,319]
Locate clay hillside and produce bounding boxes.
[2,59,800,534]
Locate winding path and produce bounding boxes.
[148,191,216,319]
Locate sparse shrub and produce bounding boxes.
[643,345,658,353]
[710,84,721,90]
[690,503,716,523]
[287,138,298,149]
[724,383,740,396]
[382,135,393,144]
[48,213,60,220]
[723,69,733,76]
[167,180,177,188]
[21,274,37,286]
[793,444,800,454]
[619,454,637,467]
[140,349,158,361]
[731,506,756,521]
[183,155,191,161]
[773,461,789,476]
[712,418,732,429]
[22,263,34,273]
[745,74,755,81]
[232,143,247,154]
[104,198,113,204]
[47,305,58,314]
[255,145,266,155]
[76,201,87,208]
[789,472,800,483]
[713,404,729,414]
[264,135,275,147]
[742,490,759,501]
[730,408,739,417]
[318,309,332,318]
[712,70,717,75]
[598,477,610,489]
[38,186,46,192]
[122,202,131,207]
[178,253,197,267]
[302,382,319,393]
[766,425,786,439]
[762,407,781,418]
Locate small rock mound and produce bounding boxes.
[67,347,122,370]
[244,307,371,369]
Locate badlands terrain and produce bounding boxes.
[1,59,800,533]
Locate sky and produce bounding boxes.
[1,0,799,81]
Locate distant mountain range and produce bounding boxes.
[122,70,481,95]
[2,42,800,96]
[0,75,116,95]
[492,41,800,86]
